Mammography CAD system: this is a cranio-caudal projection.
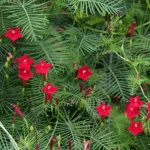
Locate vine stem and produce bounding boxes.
[135,21,150,30]
[133,66,149,102]
[44,114,59,150]
[115,46,149,101]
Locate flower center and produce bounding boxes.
[23,59,27,63]
[47,86,51,90]
[41,64,44,66]
[130,107,133,111]
[12,30,15,34]
[24,70,26,74]
[134,98,137,102]
[102,105,105,110]
[135,124,138,128]
[82,70,86,74]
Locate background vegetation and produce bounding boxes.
[0,0,150,149]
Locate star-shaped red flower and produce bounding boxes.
[18,69,34,81]
[42,82,58,95]
[126,104,140,119]
[147,102,150,111]
[95,102,112,116]
[4,28,22,42]
[17,54,34,70]
[77,65,92,81]
[128,120,143,136]
[129,96,144,108]
[34,60,52,74]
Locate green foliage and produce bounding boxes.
[0,0,150,150]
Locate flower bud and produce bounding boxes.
[5,62,9,69]
[5,74,9,80]
[101,11,106,17]
[6,56,10,62]
[45,125,51,134]
[30,125,34,132]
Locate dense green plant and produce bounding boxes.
[0,0,150,150]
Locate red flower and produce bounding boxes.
[116,147,118,150]
[56,98,59,106]
[35,135,39,150]
[129,96,144,108]
[115,96,119,106]
[80,82,83,93]
[77,65,92,81]
[84,87,92,99]
[17,54,34,71]
[127,120,143,136]
[146,111,150,122]
[34,60,52,81]
[4,28,22,42]
[147,102,150,111]
[126,105,140,119]
[130,22,136,40]
[42,82,58,104]
[35,145,39,150]
[95,102,112,117]
[57,28,65,32]
[84,140,91,150]
[50,136,56,150]
[8,53,13,59]
[123,101,130,114]
[11,104,24,118]
[42,82,58,95]
[68,140,72,150]
[18,69,34,81]
[13,113,17,124]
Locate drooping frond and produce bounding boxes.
[66,0,126,16]
[3,0,49,42]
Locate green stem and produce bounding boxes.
[44,114,59,149]
[133,66,149,101]
[135,21,150,30]
[24,118,29,133]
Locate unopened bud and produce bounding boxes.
[30,125,34,131]
[5,62,9,69]
[6,56,10,62]
[45,125,51,134]
[5,74,9,80]
[101,11,106,17]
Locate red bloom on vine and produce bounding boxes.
[4,28,22,42]
[129,96,144,108]
[13,113,17,124]
[11,104,24,118]
[123,101,130,114]
[146,111,150,122]
[77,65,92,81]
[147,102,150,111]
[127,120,143,136]
[68,140,72,150]
[84,87,92,99]
[34,60,52,81]
[130,22,136,40]
[115,96,119,106]
[95,102,112,116]
[17,54,34,71]
[126,105,140,119]
[84,140,91,150]
[42,82,58,104]
[42,82,58,95]
[50,136,56,150]
[18,69,34,81]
